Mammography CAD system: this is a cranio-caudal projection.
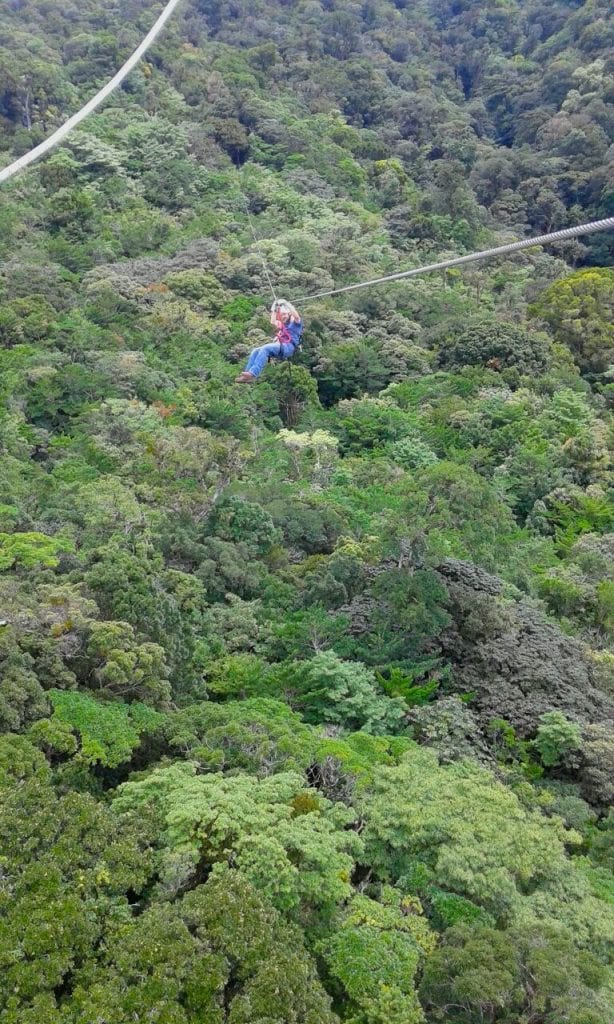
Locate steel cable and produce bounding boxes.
[0,0,184,185]
[295,217,614,304]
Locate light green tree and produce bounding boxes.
[357,747,581,918]
[0,532,72,571]
[530,268,614,377]
[319,888,436,1024]
[47,689,165,768]
[114,765,362,917]
[533,710,583,768]
[281,650,407,734]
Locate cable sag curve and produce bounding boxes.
[0,0,184,185]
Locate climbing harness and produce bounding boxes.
[268,301,304,367]
[0,0,184,185]
[294,216,614,304]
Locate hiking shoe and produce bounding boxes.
[235,372,256,383]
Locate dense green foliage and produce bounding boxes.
[0,0,613,1021]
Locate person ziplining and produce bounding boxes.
[235,300,304,383]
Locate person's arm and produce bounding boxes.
[270,300,281,327]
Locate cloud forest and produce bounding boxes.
[0,1,613,1022]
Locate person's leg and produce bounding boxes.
[244,348,259,374]
[244,342,280,378]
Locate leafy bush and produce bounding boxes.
[114,765,361,916]
[282,651,407,734]
[533,710,583,768]
[530,268,614,377]
[438,318,552,381]
[48,690,165,768]
[0,531,72,570]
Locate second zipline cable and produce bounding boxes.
[0,0,184,185]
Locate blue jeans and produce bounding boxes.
[245,342,291,378]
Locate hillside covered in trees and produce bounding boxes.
[1,0,613,1021]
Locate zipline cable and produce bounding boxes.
[243,200,278,304]
[295,216,614,304]
[234,159,278,304]
[0,0,184,185]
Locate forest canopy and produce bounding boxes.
[0,1,613,1022]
